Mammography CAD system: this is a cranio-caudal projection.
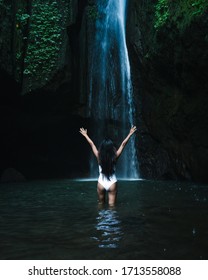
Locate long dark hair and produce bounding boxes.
[98,139,117,180]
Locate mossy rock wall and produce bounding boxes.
[128,0,208,182]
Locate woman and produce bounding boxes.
[79,126,137,206]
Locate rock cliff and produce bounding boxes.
[127,0,208,182]
[0,0,208,182]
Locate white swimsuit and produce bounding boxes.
[98,165,117,191]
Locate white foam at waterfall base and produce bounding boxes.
[74,177,144,182]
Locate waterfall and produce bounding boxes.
[88,0,139,179]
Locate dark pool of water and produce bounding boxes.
[0,179,208,260]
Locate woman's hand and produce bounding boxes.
[79,127,99,159]
[79,127,88,137]
[129,125,137,136]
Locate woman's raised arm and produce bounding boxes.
[116,126,137,158]
[79,128,99,159]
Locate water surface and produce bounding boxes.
[0,179,208,259]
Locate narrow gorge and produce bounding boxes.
[0,0,208,182]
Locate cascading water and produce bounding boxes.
[88,0,139,178]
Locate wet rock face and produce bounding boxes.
[0,1,90,180]
[128,0,208,182]
[1,1,208,182]
[0,168,26,183]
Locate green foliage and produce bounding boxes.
[23,1,62,82]
[13,0,71,92]
[86,0,98,21]
[86,4,98,20]
[154,0,208,30]
[16,10,30,26]
[154,0,169,29]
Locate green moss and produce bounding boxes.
[154,0,169,29]
[15,6,30,79]
[14,0,71,92]
[23,1,62,81]
[16,10,30,26]
[86,1,98,21]
[154,0,208,30]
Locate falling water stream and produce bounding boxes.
[88,0,139,178]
